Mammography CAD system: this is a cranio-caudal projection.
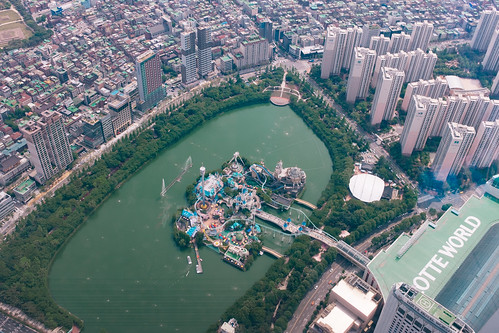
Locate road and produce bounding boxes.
[286,257,352,333]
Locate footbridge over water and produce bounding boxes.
[255,210,370,269]
[262,246,283,258]
[294,198,317,210]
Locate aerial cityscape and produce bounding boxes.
[0,0,497,332]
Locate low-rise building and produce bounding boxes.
[13,178,36,203]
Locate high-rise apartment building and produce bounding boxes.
[400,95,440,155]
[433,122,475,181]
[486,99,499,121]
[492,72,499,98]
[401,77,448,111]
[482,27,499,72]
[370,67,405,125]
[135,50,165,111]
[409,21,434,51]
[181,30,197,85]
[238,34,269,69]
[404,49,437,83]
[465,120,499,168]
[197,26,212,77]
[389,32,411,53]
[460,95,492,129]
[374,283,474,333]
[372,51,408,87]
[471,8,499,51]
[343,26,363,70]
[369,35,390,56]
[321,26,362,78]
[346,47,376,103]
[21,111,73,184]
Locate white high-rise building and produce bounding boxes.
[409,21,434,51]
[486,99,499,121]
[370,67,405,125]
[197,26,212,77]
[429,96,465,137]
[483,27,499,72]
[343,26,363,70]
[389,32,411,53]
[20,111,73,184]
[400,95,440,155]
[404,49,437,82]
[238,34,269,69]
[346,47,376,103]
[369,35,390,56]
[321,26,362,78]
[460,95,492,129]
[433,122,475,182]
[471,8,499,51]
[181,30,197,84]
[374,283,474,333]
[465,120,499,168]
[401,77,448,111]
[492,72,499,98]
[372,51,408,87]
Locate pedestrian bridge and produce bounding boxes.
[261,246,283,258]
[294,198,317,210]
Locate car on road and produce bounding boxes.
[314,285,318,290]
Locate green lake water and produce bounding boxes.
[49,104,332,332]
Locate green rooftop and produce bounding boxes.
[369,195,499,300]
[15,179,35,194]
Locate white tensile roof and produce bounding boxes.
[349,174,385,203]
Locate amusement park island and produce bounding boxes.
[173,152,308,271]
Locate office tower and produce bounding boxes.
[20,111,73,184]
[374,283,474,333]
[389,32,411,53]
[135,50,165,111]
[404,49,437,82]
[482,27,499,72]
[433,122,475,181]
[259,20,273,43]
[370,67,405,125]
[361,24,380,47]
[346,47,376,103]
[181,30,197,84]
[108,94,132,135]
[471,8,499,51]
[400,95,440,155]
[239,34,269,69]
[321,26,362,78]
[197,26,212,77]
[401,77,448,111]
[369,35,390,56]
[372,51,408,87]
[409,21,434,51]
[465,120,499,168]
